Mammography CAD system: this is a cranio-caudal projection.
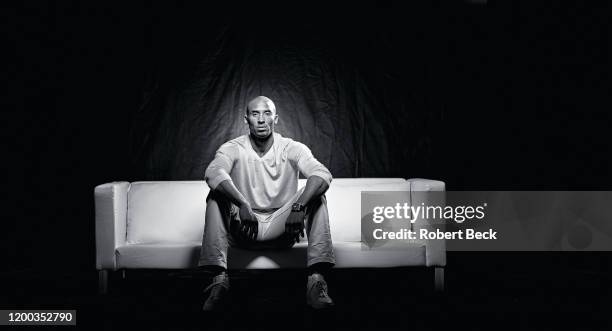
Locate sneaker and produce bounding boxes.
[202,273,230,311]
[306,273,334,309]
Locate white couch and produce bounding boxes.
[94,178,446,293]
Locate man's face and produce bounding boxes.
[245,101,278,139]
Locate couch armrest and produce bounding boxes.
[408,178,446,267]
[95,182,130,270]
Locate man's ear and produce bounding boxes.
[244,115,248,124]
[274,114,279,124]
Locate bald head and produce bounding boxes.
[246,96,276,115]
[244,96,278,139]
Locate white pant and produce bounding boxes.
[198,187,336,268]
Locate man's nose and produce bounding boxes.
[257,115,265,123]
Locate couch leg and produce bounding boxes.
[434,267,444,292]
[121,269,126,280]
[98,270,108,295]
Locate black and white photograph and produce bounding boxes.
[5,1,611,330]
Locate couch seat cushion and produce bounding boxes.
[116,242,425,269]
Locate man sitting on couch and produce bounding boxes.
[198,96,336,310]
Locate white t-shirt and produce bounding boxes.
[204,132,332,210]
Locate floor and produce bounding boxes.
[1,254,610,330]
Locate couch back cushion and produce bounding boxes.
[316,179,410,242]
[127,181,209,244]
[126,178,409,244]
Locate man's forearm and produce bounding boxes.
[214,180,250,207]
[296,175,329,206]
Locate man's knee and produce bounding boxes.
[204,190,235,224]
[306,194,329,227]
[306,194,327,210]
[206,190,231,204]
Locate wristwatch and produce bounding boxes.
[291,202,306,212]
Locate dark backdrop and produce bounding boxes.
[7,2,610,273]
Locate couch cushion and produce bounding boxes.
[116,242,202,268]
[126,179,408,245]
[322,180,411,242]
[126,181,209,244]
[229,242,425,268]
[115,242,426,269]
